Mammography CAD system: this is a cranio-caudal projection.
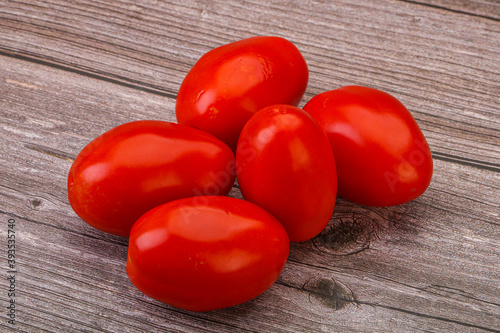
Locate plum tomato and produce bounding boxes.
[176,36,309,151]
[236,105,337,242]
[303,85,433,207]
[67,120,235,237]
[126,196,290,312]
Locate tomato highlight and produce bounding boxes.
[127,196,290,312]
[68,120,235,237]
[176,36,308,151]
[236,105,337,242]
[303,85,433,206]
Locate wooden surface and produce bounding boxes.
[1,0,499,332]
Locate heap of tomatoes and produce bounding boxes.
[68,36,433,312]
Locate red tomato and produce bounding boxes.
[236,105,337,242]
[303,85,433,207]
[127,196,290,312]
[176,36,309,151]
[68,120,235,237]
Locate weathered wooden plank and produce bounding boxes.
[403,0,500,20]
[1,0,499,167]
[2,174,499,333]
[1,0,499,332]
[1,48,499,332]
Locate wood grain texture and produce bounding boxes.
[403,0,500,20]
[1,0,499,168]
[1,0,499,332]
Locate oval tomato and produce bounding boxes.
[127,196,290,312]
[68,120,235,237]
[303,85,433,207]
[236,105,337,242]
[176,36,309,151]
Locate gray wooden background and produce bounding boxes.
[1,0,499,332]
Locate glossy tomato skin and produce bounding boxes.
[68,120,235,237]
[127,196,290,312]
[303,86,433,207]
[236,105,337,242]
[176,36,309,151]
